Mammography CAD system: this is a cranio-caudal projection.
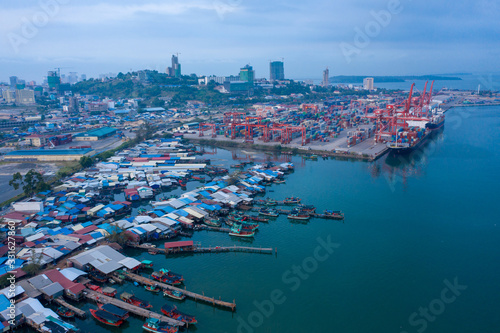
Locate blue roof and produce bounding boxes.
[0,294,10,312]
[172,209,188,217]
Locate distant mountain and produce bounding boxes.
[330,75,462,83]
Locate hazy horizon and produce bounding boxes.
[1,0,498,83]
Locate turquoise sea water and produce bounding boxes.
[39,106,500,333]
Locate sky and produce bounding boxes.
[0,0,499,83]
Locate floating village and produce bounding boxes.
[0,79,495,332]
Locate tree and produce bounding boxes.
[22,250,43,276]
[79,156,93,168]
[9,169,50,197]
[106,227,134,246]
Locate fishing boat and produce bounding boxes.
[145,284,161,293]
[236,221,259,231]
[89,271,108,283]
[249,216,269,223]
[287,209,310,220]
[321,210,345,220]
[97,303,129,320]
[143,318,179,333]
[90,309,124,327]
[161,304,197,324]
[283,197,301,204]
[120,292,153,309]
[163,289,186,301]
[56,306,75,319]
[151,269,183,285]
[141,260,154,269]
[266,198,278,206]
[203,217,222,227]
[229,226,255,238]
[274,179,286,184]
[297,204,316,213]
[101,287,117,297]
[259,208,279,217]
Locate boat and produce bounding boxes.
[161,304,197,324]
[145,284,161,293]
[249,216,269,223]
[283,197,301,204]
[274,179,286,184]
[427,110,445,130]
[259,208,279,217]
[101,287,117,297]
[97,303,129,320]
[229,226,255,238]
[56,306,75,319]
[322,210,344,220]
[143,318,179,333]
[204,217,222,227]
[151,270,183,285]
[297,204,316,213]
[90,309,124,327]
[89,271,108,283]
[287,209,310,220]
[141,260,154,269]
[163,289,186,301]
[120,292,153,309]
[266,198,278,206]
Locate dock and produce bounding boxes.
[119,271,237,311]
[54,297,86,318]
[84,288,185,327]
[129,243,274,255]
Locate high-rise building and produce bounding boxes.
[47,71,61,89]
[68,72,79,85]
[322,68,329,87]
[167,54,181,78]
[80,74,87,81]
[270,61,284,81]
[9,76,18,89]
[2,90,16,103]
[240,65,255,86]
[15,89,35,105]
[363,77,374,90]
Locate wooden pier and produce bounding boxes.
[54,297,86,318]
[84,288,185,327]
[129,243,274,256]
[119,271,237,311]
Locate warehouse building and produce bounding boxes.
[73,127,117,141]
[3,148,93,162]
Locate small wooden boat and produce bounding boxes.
[204,217,222,227]
[283,197,301,204]
[163,289,186,301]
[141,260,154,269]
[321,210,345,220]
[161,304,197,324]
[297,204,316,213]
[287,212,310,220]
[151,269,183,285]
[120,292,152,309]
[101,287,117,297]
[90,309,124,327]
[266,198,278,206]
[229,226,255,238]
[249,216,269,223]
[143,318,179,333]
[56,306,75,319]
[97,303,129,320]
[274,179,286,184]
[145,284,161,293]
[259,208,279,217]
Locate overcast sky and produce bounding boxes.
[1,0,499,83]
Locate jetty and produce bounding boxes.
[128,243,274,255]
[54,297,86,318]
[119,271,237,311]
[84,288,185,327]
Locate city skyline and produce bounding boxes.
[0,0,499,83]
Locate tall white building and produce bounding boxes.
[363,77,374,90]
[322,68,329,87]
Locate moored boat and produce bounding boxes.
[229,226,255,238]
[259,208,279,217]
[151,269,183,285]
[120,292,153,309]
[89,271,108,283]
[163,289,186,301]
[143,318,179,333]
[204,217,222,227]
[322,210,344,220]
[56,306,75,319]
[141,260,154,269]
[287,209,310,220]
[97,303,129,320]
[161,304,197,324]
[249,216,269,222]
[283,197,301,204]
[102,287,117,297]
[145,284,161,293]
[90,309,124,327]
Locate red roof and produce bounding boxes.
[3,212,31,221]
[67,283,85,294]
[75,225,98,234]
[22,241,36,248]
[9,269,26,279]
[44,269,74,289]
[164,240,194,249]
